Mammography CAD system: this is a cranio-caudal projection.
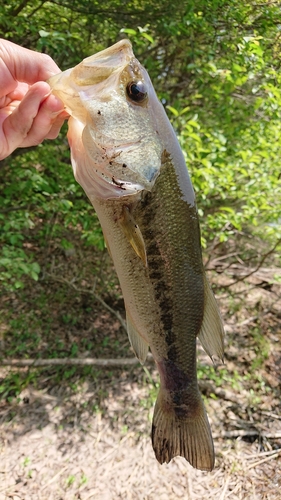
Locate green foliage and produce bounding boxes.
[0,137,104,290]
[0,246,40,290]
[0,0,281,288]
[0,370,37,402]
[171,105,281,247]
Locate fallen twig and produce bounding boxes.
[260,410,281,420]
[0,357,148,367]
[245,448,281,460]
[0,357,245,404]
[41,465,68,490]
[219,475,231,500]
[199,380,239,404]
[212,429,281,439]
[247,450,281,470]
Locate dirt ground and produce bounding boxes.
[0,248,281,499]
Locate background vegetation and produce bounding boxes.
[0,2,281,497]
[1,0,281,293]
[1,0,281,395]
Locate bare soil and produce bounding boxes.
[0,243,281,499]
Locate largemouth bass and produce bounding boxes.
[48,40,224,471]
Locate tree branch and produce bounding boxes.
[0,205,28,214]
[222,238,281,287]
[8,0,30,17]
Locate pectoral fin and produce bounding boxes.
[126,311,149,364]
[103,233,113,260]
[198,275,224,362]
[119,205,147,266]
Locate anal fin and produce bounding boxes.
[118,205,147,266]
[198,274,224,362]
[126,311,149,364]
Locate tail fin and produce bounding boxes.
[151,387,215,471]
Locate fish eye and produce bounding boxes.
[126,81,147,103]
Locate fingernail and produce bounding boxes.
[51,109,66,117]
[43,89,52,99]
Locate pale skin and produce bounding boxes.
[0,38,68,161]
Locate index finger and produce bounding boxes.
[0,38,60,95]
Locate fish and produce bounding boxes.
[48,40,224,471]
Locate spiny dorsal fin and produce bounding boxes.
[118,205,147,266]
[198,274,224,363]
[126,311,149,364]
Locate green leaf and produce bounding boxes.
[120,28,137,35]
[141,32,154,43]
[38,30,50,37]
[166,106,179,117]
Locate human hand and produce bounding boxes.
[0,38,68,160]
